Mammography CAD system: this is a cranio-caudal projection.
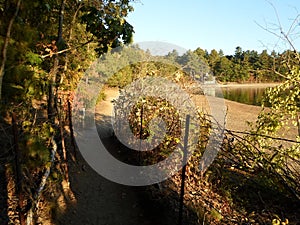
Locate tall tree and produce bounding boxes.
[177,50,210,80]
[208,49,220,74]
[166,49,179,63]
[214,56,233,82]
[234,46,243,63]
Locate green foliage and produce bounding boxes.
[81,1,134,55]
[177,50,210,79]
[96,90,107,104]
[26,52,43,65]
[23,135,49,168]
[188,45,298,83]
[232,64,300,200]
[20,121,55,170]
[112,73,208,175]
[102,45,215,90]
[128,96,181,161]
[214,57,233,82]
[1,0,136,101]
[102,44,294,86]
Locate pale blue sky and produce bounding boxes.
[127,0,300,55]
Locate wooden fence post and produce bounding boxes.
[67,100,77,161]
[139,103,144,164]
[57,98,69,183]
[178,115,190,225]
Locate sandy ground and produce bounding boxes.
[94,88,120,138]
[190,94,261,132]
[96,87,264,133]
[95,87,299,137]
[222,99,261,131]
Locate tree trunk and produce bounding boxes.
[47,57,59,123]
[57,0,66,43]
[67,99,77,161]
[47,0,66,122]
[0,0,22,100]
[26,137,58,225]
[297,114,300,137]
[12,113,26,225]
[63,2,83,75]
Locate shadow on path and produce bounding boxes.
[55,113,179,225]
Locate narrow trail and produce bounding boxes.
[57,88,176,225]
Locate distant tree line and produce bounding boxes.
[102,45,298,88]
[166,46,298,83]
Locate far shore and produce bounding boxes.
[217,82,281,88]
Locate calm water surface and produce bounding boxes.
[215,86,269,106]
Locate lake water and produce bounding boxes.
[215,86,270,106]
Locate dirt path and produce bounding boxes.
[94,88,120,138]
[58,158,172,225]
[57,87,176,225]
